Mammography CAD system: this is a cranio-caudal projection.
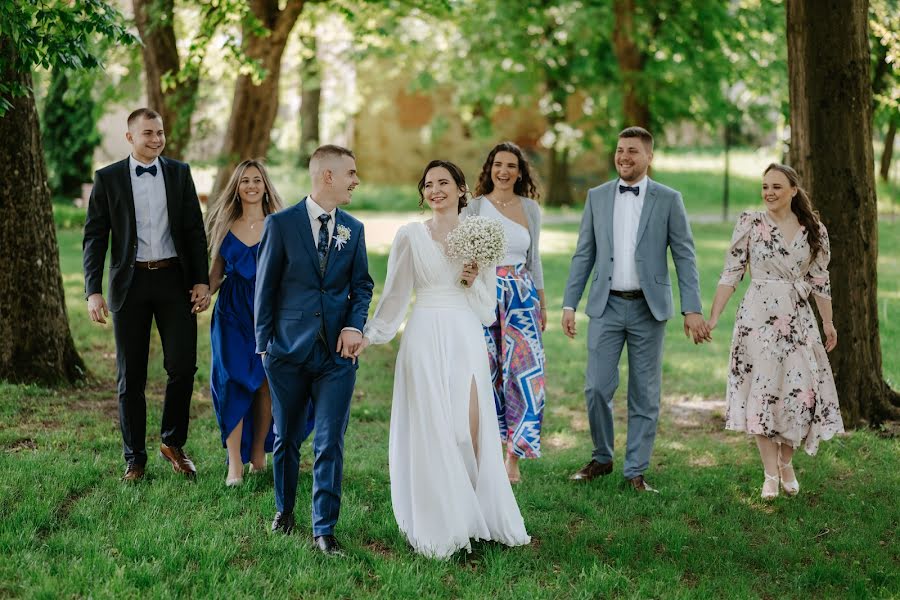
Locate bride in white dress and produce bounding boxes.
[360,160,530,559]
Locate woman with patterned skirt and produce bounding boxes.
[464,142,546,484]
[707,163,844,500]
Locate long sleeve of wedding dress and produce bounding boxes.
[363,225,414,345]
[464,263,498,327]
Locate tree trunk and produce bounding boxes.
[0,38,86,384]
[786,0,900,425]
[132,0,199,161]
[880,115,897,182]
[546,145,573,206]
[298,31,321,167]
[211,0,306,199]
[612,0,651,129]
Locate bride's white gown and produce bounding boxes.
[364,222,530,559]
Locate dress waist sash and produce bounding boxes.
[753,278,812,300]
[414,288,470,310]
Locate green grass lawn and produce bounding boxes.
[1,221,898,598]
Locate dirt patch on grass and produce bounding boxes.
[3,438,37,452]
[363,539,395,557]
[663,395,727,434]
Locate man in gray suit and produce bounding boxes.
[561,126,709,492]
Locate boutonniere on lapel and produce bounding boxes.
[334,224,351,250]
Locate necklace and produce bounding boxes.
[491,195,518,209]
[244,217,265,230]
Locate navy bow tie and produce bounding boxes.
[619,184,640,196]
[136,164,157,177]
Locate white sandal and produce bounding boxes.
[778,457,800,496]
[761,472,780,499]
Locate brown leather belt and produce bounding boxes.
[610,289,644,300]
[135,258,178,270]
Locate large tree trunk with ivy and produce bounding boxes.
[211,0,306,199]
[612,0,650,129]
[42,69,100,199]
[0,39,86,384]
[786,0,900,425]
[132,0,199,161]
[298,31,321,168]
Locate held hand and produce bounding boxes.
[190,284,211,313]
[460,262,479,287]
[561,309,577,339]
[337,329,363,363]
[684,313,711,344]
[707,315,719,331]
[353,337,371,359]
[87,293,109,324]
[823,322,838,352]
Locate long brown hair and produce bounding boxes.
[206,159,284,258]
[474,142,541,200]
[763,163,823,260]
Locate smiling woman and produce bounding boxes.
[205,159,293,487]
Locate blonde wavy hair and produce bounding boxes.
[206,159,284,259]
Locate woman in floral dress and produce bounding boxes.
[707,163,844,499]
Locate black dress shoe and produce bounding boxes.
[569,459,614,481]
[313,534,342,555]
[271,512,295,535]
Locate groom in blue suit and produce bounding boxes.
[562,127,710,493]
[255,145,373,553]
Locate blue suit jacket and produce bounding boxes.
[254,199,374,365]
[562,178,702,321]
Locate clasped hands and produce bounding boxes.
[88,284,211,324]
[561,309,714,344]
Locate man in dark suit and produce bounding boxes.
[83,108,210,482]
[255,145,373,554]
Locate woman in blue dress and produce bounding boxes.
[206,159,312,486]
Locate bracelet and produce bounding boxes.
[823,320,833,325]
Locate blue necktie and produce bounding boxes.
[136,165,157,177]
[619,184,639,195]
[317,213,331,273]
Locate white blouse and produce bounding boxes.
[479,200,530,266]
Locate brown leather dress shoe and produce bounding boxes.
[122,463,145,482]
[570,459,613,481]
[629,475,659,493]
[159,444,197,478]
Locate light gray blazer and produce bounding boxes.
[463,196,544,290]
[562,178,702,321]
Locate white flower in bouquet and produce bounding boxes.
[446,216,507,286]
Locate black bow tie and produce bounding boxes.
[136,164,157,177]
[619,184,639,196]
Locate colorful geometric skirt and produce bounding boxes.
[483,264,546,458]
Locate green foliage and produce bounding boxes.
[870,0,900,125]
[42,69,100,199]
[0,0,136,115]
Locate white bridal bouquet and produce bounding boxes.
[446,216,507,287]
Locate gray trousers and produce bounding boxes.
[586,295,666,479]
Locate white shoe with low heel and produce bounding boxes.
[761,472,780,499]
[778,458,800,496]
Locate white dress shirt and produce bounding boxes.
[129,155,177,261]
[306,196,359,334]
[610,176,647,291]
[563,177,647,312]
[305,195,336,248]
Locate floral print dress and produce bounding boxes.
[719,211,844,454]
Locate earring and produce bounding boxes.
[264,192,269,203]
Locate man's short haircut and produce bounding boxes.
[309,144,355,172]
[618,126,653,152]
[127,108,163,129]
